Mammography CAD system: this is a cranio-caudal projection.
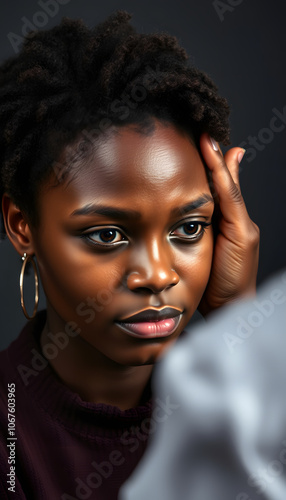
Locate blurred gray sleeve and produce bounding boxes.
[119,269,286,500]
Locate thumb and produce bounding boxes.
[224,147,246,186]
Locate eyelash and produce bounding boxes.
[81,226,127,248]
[80,221,211,249]
[170,221,212,242]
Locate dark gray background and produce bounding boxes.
[0,0,285,349]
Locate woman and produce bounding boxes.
[0,11,259,499]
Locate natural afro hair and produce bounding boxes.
[0,10,230,237]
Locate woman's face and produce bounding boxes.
[33,120,214,365]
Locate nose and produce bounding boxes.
[126,239,180,294]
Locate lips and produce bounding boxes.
[116,307,183,339]
[118,306,182,323]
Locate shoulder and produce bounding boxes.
[0,311,47,400]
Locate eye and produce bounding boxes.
[170,221,211,241]
[82,227,127,246]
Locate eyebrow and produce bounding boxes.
[70,194,214,220]
[70,204,141,220]
[171,194,214,217]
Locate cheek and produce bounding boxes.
[35,234,122,320]
[176,231,214,298]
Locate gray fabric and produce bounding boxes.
[120,269,286,500]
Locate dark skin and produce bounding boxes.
[2,119,259,410]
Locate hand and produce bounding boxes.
[198,133,260,316]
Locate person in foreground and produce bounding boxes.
[0,11,259,499]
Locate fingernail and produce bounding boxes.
[210,136,219,151]
[237,149,246,164]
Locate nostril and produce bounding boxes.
[167,282,177,289]
[131,287,159,295]
[127,271,180,295]
[126,263,180,294]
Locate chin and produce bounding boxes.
[118,342,176,367]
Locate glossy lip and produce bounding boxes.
[115,307,183,339]
[117,306,183,323]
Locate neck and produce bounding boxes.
[40,305,153,411]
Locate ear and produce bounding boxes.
[2,193,35,257]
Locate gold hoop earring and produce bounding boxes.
[20,253,39,320]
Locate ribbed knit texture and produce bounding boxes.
[0,311,153,499]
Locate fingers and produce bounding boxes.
[200,133,247,223]
[201,133,245,187]
[224,147,245,186]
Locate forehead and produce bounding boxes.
[42,121,212,220]
[61,121,209,196]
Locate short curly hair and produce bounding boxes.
[0,10,230,237]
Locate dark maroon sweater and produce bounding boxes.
[0,311,153,500]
